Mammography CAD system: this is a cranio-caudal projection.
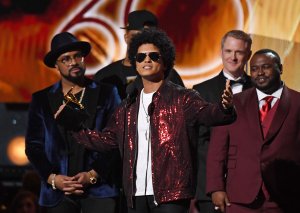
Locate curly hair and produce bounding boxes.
[128,28,175,78]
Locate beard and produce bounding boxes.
[61,66,86,83]
[252,73,281,94]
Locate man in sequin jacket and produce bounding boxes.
[72,28,236,213]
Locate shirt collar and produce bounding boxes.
[222,70,245,81]
[256,82,284,101]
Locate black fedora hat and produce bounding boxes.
[121,10,158,30]
[44,32,91,68]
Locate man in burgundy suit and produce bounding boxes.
[206,49,300,213]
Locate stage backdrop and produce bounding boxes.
[1,0,300,102]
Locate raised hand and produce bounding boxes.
[221,79,233,109]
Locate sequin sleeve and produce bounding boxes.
[73,104,125,152]
[183,89,236,126]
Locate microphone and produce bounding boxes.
[125,76,142,107]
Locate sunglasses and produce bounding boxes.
[135,52,161,63]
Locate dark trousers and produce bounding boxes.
[127,195,190,213]
[46,196,117,213]
[195,200,216,213]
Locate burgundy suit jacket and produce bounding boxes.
[206,86,300,204]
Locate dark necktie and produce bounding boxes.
[259,96,274,122]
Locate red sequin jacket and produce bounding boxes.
[73,81,236,207]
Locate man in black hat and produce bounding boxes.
[93,10,184,100]
[25,32,122,213]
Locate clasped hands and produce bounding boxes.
[47,171,95,195]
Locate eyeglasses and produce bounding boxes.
[135,52,161,63]
[57,52,84,66]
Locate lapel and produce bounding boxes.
[212,71,227,101]
[243,74,253,91]
[243,89,264,142]
[217,71,227,90]
[47,82,63,114]
[264,86,290,143]
[47,82,66,140]
[80,80,100,129]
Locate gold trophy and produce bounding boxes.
[64,87,84,110]
[56,87,88,130]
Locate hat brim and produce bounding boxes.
[44,41,91,68]
[120,26,137,30]
[120,23,157,31]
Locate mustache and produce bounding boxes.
[255,75,268,80]
[69,65,83,72]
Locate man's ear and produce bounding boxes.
[279,64,283,74]
[124,32,129,44]
[54,63,60,71]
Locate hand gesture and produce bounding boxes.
[222,80,233,109]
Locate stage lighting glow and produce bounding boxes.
[7,136,29,166]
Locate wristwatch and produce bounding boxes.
[88,171,97,184]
